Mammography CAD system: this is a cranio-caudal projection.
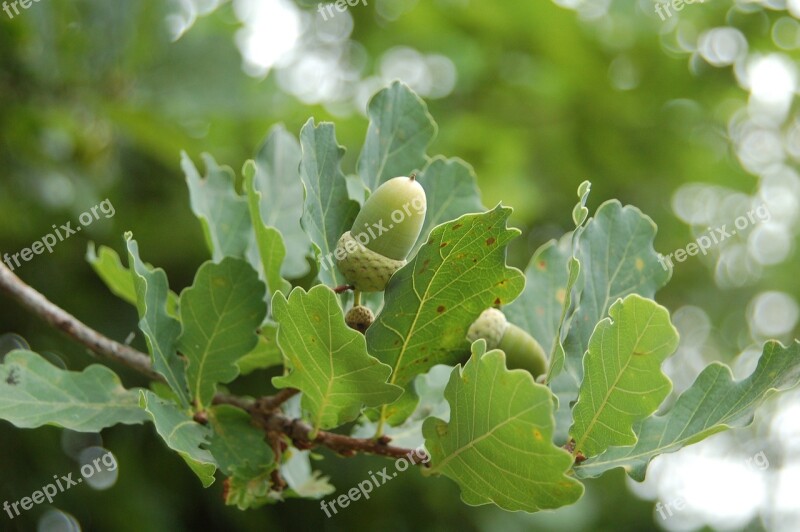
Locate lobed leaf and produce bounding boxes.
[0,350,148,432]
[243,159,292,297]
[209,405,274,477]
[504,235,572,359]
[422,342,584,512]
[298,119,360,288]
[179,258,267,408]
[140,390,216,487]
[563,200,671,381]
[272,286,402,433]
[366,206,525,425]
[251,125,311,279]
[569,295,679,458]
[87,242,179,316]
[357,81,436,191]
[575,340,800,480]
[182,152,252,262]
[126,235,190,406]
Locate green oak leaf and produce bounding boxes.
[272,286,402,434]
[366,206,525,425]
[243,159,292,297]
[570,295,679,458]
[550,180,591,382]
[86,242,136,307]
[236,323,283,376]
[422,343,584,512]
[183,152,251,261]
[140,390,216,487]
[572,180,591,227]
[564,200,671,380]
[252,124,311,279]
[209,405,274,477]
[357,81,436,190]
[553,200,671,441]
[179,258,267,408]
[413,156,485,254]
[0,350,148,432]
[87,242,179,316]
[575,340,800,480]
[298,119,360,288]
[126,235,190,406]
[504,235,572,360]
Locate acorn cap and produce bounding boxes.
[345,305,375,334]
[351,176,427,261]
[335,231,406,292]
[466,308,508,350]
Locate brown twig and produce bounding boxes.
[249,404,429,465]
[0,262,159,380]
[0,262,426,466]
[332,284,355,294]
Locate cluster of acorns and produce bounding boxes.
[335,175,548,378]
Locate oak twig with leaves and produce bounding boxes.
[1,82,799,512]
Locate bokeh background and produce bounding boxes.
[2,0,800,530]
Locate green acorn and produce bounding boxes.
[345,305,375,334]
[467,308,548,377]
[336,175,427,292]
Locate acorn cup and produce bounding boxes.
[336,175,427,292]
[467,308,549,378]
[345,305,375,334]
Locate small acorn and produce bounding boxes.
[336,175,427,292]
[467,308,548,377]
[345,305,375,334]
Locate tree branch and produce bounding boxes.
[0,262,159,380]
[0,262,426,466]
[249,402,429,465]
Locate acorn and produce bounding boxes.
[336,175,427,292]
[345,305,375,334]
[467,308,548,377]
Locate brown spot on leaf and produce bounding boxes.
[440,242,448,248]
[556,288,566,305]
[486,237,496,246]
[419,259,430,274]
[537,260,547,270]
[452,224,463,230]
[494,298,501,306]
[437,305,446,313]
